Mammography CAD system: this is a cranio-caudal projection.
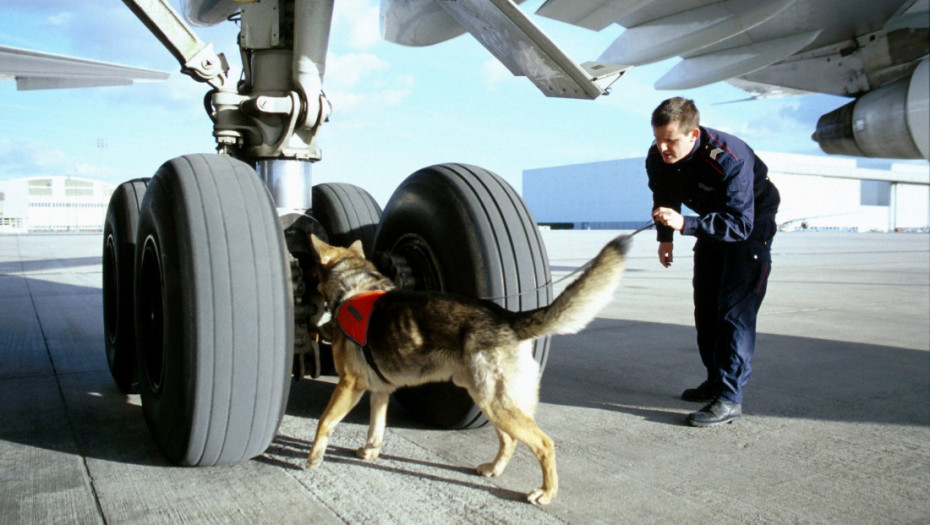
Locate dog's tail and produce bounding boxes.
[511,235,631,340]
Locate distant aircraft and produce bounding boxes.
[0,44,168,90]
[383,0,929,160]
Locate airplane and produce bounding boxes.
[101,0,927,468]
[0,44,169,90]
[580,0,929,160]
[382,0,929,160]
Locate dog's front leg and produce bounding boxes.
[306,378,366,468]
[357,391,390,461]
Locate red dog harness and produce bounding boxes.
[336,290,390,383]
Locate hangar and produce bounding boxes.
[523,153,929,232]
[0,177,115,233]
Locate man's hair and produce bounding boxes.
[651,97,700,132]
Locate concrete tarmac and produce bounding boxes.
[1,231,927,524]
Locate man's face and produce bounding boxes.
[652,121,699,164]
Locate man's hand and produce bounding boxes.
[652,207,684,231]
[658,241,674,268]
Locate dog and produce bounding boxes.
[305,233,630,505]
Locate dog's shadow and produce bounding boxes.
[261,436,528,503]
[278,379,530,502]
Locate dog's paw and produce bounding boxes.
[305,455,324,469]
[476,462,504,478]
[526,488,554,506]
[356,446,381,461]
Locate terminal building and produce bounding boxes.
[523,153,930,232]
[0,177,116,233]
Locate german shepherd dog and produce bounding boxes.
[306,233,630,505]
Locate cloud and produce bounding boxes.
[324,52,412,112]
[333,0,382,50]
[0,138,117,181]
[328,88,410,115]
[44,12,73,27]
[70,160,122,181]
[325,77,413,114]
[327,52,391,90]
[720,95,848,153]
[53,2,399,116]
[4,0,65,10]
[0,139,67,178]
[5,2,237,70]
[480,59,516,91]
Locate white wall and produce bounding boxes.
[0,177,115,233]
[893,183,930,229]
[523,153,929,232]
[524,158,653,225]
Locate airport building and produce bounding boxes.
[0,177,116,233]
[523,153,930,232]
[1,153,927,234]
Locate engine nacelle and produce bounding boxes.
[183,0,240,26]
[812,57,929,159]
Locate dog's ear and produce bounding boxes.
[310,234,333,264]
[348,239,365,258]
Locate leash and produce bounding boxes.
[630,219,658,237]
[481,220,655,302]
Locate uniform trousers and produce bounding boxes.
[692,238,772,404]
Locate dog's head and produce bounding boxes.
[310,234,393,307]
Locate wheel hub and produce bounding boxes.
[138,236,166,395]
[378,233,444,291]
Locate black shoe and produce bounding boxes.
[686,399,742,427]
[681,382,716,403]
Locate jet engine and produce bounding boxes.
[812,57,929,159]
[182,0,239,26]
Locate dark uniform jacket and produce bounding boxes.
[646,126,780,244]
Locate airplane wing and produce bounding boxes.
[380,0,627,99]
[381,0,929,160]
[540,0,930,160]
[0,44,169,91]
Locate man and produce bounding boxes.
[646,97,780,427]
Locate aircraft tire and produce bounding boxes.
[134,154,292,466]
[307,183,382,376]
[103,178,149,394]
[311,182,382,255]
[372,163,552,429]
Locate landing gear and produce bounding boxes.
[113,0,553,465]
[374,163,552,429]
[134,154,292,466]
[101,156,550,461]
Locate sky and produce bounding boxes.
[0,0,859,206]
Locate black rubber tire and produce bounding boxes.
[134,154,293,466]
[372,163,552,429]
[311,183,382,255]
[102,178,149,394]
[309,183,382,375]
